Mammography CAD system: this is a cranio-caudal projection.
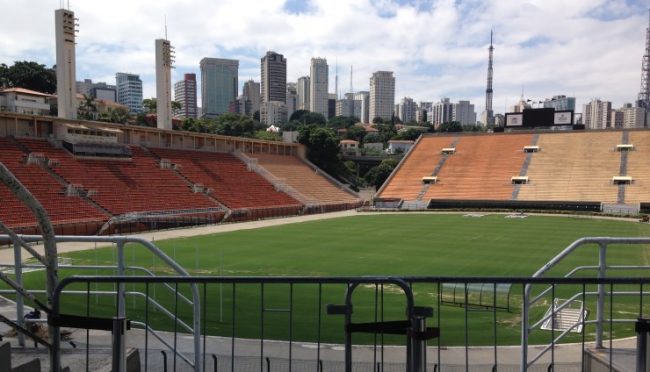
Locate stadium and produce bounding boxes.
[0,108,649,371]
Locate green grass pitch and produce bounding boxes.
[20,213,650,346]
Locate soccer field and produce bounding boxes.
[23,213,650,345]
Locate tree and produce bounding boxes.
[438,121,463,132]
[290,110,326,125]
[171,101,182,115]
[364,158,399,189]
[254,131,281,141]
[345,125,367,142]
[142,98,157,113]
[392,128,422,141]
[214,113,255,137]
[298,125,345,176]
[363,132,381,144]
[77,94,97,120]
[289,109,310,122]
[1,61,56,93]
[327,115,358,129]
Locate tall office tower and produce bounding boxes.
[261,101,287,125]
[354,91,370,123]
[453,100,477,126]
[369,71,395,122]
[116,73,143,113]
[200,58,239,118]
[155,38,174,130]
[261,51,287,103]
[297,76,310,110]
[242,80,261,117]
[429,98,454,127]
[543,95,576,111]
[480,30,495,126]
[286,82,298,119]
[398,97,417,123]
[309,58,329,116]
[174,73,198,119]
[583,99,612,129]
[637,9,650,120]
[76,79,117,102]
[55,8,77,119]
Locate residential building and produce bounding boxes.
[453,100,477,126]
[309,58,328,117]
[286,82,297,119]
[355,91,370,123]
[115,72,143,113]
[620,103,647,128]
[429,98,454,127]
[200,58,239,118]
[543,95,576,111]
[174,73,198,119]
[583,99,612,129]
[369,71,395,122]
[328,93,337,119]
[76,79,117,102]
[610,109,624,128]
[261,51,287,103]
[398,97,417,123]
[297,76,310,110]
[0,87,52,115]
[336,93,361,118]
[417,102,432,123]
[261,101,287,125]
[242,80,261,118]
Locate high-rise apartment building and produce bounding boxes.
[76,79,117,102]
[286,82,297,119]
[583,99,612,129]
[261,101,287,125]
[297,76,310,110]
[335,93,361,119]
[261,51,287,103]
[398,97,417,123]
[429,98,454,127]
[543,95,576,111]
[354,91,370,123]
[417,102,432,123]
[200,58,239,118]
[242,80,261,118]
[116,72,143,114]
[309,58,329,117]
[617,103,647,128]
[453,100,477,126]
[369,71,395,122]
[174,73,198,119]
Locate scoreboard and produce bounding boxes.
[505,108,574,128]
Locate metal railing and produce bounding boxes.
[47,275,650,372]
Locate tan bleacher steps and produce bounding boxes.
[415,137,459,201]
[512,133,539,200]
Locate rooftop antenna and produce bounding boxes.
[164,15,168,40]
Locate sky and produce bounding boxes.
[0,0,648,115]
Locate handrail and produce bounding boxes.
[521,236,650,372]
[131,321,195,368]
[8,234,203,372]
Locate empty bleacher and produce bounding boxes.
[623,131,650,204]
[377,136,456,201]
[148,148,303,215]
[248,153,361,208]
[17,138,218,216]
[0,137,108,230]
[422,133,532,200]
[517,132,619,203]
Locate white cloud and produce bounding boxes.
[0,0,647,114]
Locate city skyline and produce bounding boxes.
[0,0,647,116]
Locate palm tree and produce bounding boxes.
[78,94,97,120]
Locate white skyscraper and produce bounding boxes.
[297,76,310,110]
[429,98,454,127]
[583,99,612,130]
[354,91,370,123]
[398,97,417,123]
[242,80,261,118]
[369,71,395,122]
[453,100,477,126]
[55,8,77,119]
[155,38,174,130]
[310,58,329,117]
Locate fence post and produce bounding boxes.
[13,238,25,347]
[596,242,607,349]
[637,318,650,372]
[112,317,127,372]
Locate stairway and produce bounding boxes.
[540,298,586,333]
